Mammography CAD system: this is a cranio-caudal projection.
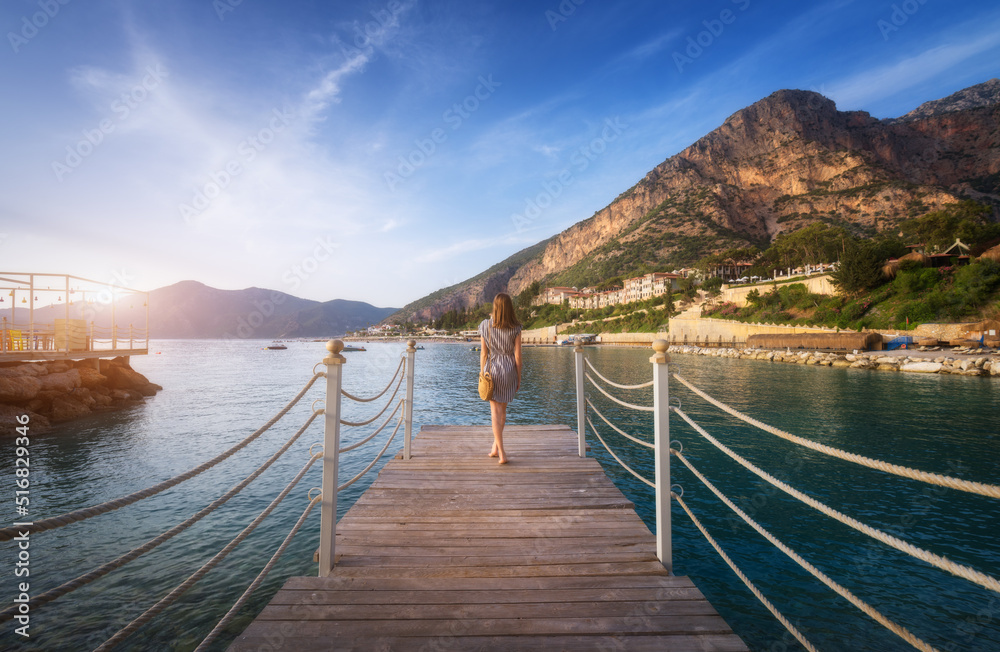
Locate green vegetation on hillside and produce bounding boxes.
[704,257,1000,331]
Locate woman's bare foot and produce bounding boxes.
[488,450,498,458]
[489,444,498,458]
[498,453,508,465]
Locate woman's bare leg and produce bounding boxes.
[490,400,508,464]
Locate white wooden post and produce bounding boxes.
[318,339,346,577]
[129,324,134,350]
[574,344,586,457]
[403,339,416,460]
[651,339,672,574]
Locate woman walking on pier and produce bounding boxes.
[479,293,523,465]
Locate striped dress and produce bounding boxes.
[478,318,521,404]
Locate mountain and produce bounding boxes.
[0,280,397,339]
[391,79,1000,323]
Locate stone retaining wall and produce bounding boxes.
[666,316,837,346]
[596,332,669,345]
[521,325,559,344]
[719,274,836,307]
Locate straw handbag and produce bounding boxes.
[478,370,493,401]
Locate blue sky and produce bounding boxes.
[1,0,998,308]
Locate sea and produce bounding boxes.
[1,339,999,651]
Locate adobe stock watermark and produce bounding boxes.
[213,0,244,21]
[877,0,929,40]
[545,0,585,31]
[383,74,500,193]
[510,116,627,233]
[672,0,751,74]
[7,0,72,54]
[335,0,408,61]
[51,65,169,182]
[179,107,293,223]
[223,236,338,340]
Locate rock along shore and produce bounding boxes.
[666,345,999,378]
[0,357,162,435]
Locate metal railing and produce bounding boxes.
[575,339,1000,652]
[0,272,150,357]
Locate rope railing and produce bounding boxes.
[342,355,405,402]
[0,409,324,624]
[671,406,1000,595]
[341,398,404,453]
[585,371,654,412]
[672,372,1000,500]
[339,412,405,492]
[574,341,961,650]
[671,490,819,652]
[0,338,417,649]
[586,397,653,449]
[672,448,940,652]
[194,491,323,652]
[0,372,325,542]
[584,356,654,389]
[586,415,654,488]
[340,368,405,427]
[95,449,325,650]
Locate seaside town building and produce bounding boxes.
[534,272,683,311]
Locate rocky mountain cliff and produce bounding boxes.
[392,79,1000,323]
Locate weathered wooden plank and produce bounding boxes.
[265,586,707,606]
[255,599,722,621]
[230,634,748,652]
[279,574,699,592]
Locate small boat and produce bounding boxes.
[470,346,480,351]
[266,342,287,350]
[342,345,366,352]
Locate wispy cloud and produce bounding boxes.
[414,232,536,264]
[825,28,1000,110]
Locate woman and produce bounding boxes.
[478,293,522,465]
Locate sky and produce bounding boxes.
[1,0,999,309]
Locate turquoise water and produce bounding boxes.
[1,340,998,651]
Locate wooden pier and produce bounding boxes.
[229,424,747,651]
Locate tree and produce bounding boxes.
[899,200,998,251]
[831,238,890,295]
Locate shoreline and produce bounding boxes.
[665,344,999,377]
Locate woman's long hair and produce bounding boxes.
[491,293,521,330]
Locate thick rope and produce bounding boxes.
[94,450,323,651]
[585,372,654,412]
[0,372,325,542]
[341,356,405,402]
[586,397,654,449]
[194,493,322,652]
[672,492,819,652]
[341,399,403,453]
[0,410,324,624]
[672,407,1000,595]
[584,356,654,390]
[586,416,654,488]
[673,450,940,652]
[340,370,404,427]
[672,372,1000,500]
[339,414,403,491]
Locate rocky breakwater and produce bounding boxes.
[666,345,999,378]
[0,357,162,434]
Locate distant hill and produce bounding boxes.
[0,280,397,339]
[391,78,1000,323]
